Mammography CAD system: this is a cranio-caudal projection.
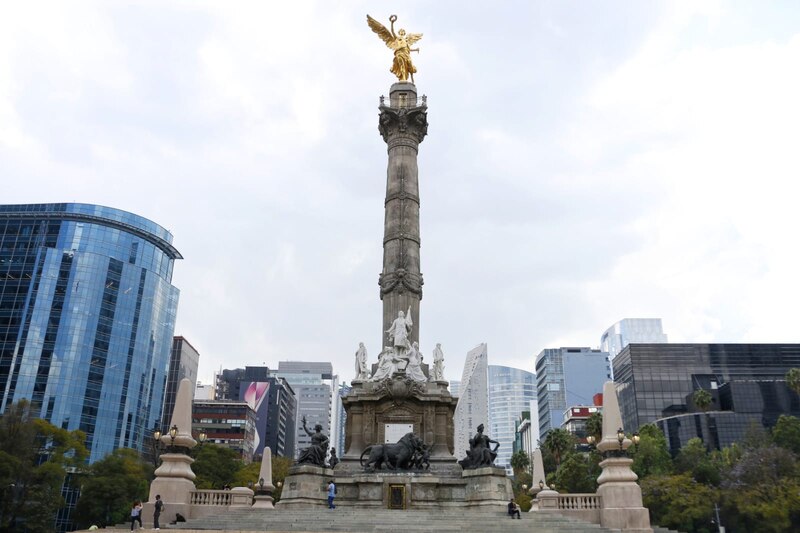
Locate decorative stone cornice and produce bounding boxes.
[378,105,428,144]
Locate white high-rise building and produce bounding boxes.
[600,319,668,376]
[453,343,488,461]
[488,365,536,474]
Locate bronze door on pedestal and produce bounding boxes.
[388,484,405,509]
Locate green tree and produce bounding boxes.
[641,473,718,533]
[271,455,292,502]
[675,438,720,486]
[231,461,261,489]
[786,368,800,397]
[742,420,771,450]
[509,449,530,476]
[0,400,88,533]
[73,448,153,529]
[192,444,243,489]
[692,389,712,411]
[542,429,575,467]
[553,453,598,494]
[721,445,800,532]
[772,415,800,456]
[630,424,672,479]
[586,412,603,443]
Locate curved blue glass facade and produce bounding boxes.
[0,203,181,462]
[488,364,536,473]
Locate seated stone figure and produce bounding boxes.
[458,423,500,469]
[296,415,329,467]
[370,346,408,381]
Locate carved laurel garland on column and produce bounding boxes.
[379,268,424,297]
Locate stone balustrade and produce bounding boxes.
[556,494,601,510]
[189,487,254,515]
[190,490,233,506]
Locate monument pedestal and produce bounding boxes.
[462,467,513,509]
[252,494,275,509]
[341,374,458,474]
[597,457,652,532]
[275,465,335,509]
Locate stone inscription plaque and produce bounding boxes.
[385,423,413,443]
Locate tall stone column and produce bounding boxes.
[378,82,428,347]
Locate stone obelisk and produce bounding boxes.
[378,82,428,347]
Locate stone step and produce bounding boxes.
[165,508,616,532]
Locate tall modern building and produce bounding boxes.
[192,399,257,461]
[263,377,296,458]
[514,409,539,462]
[276,361,334,459]
[0,203,181,462]
[487,365,536,474]
[214,366,296,458]
[453,343,488,460]
[161,336,199,430]
[535,347,609,438]
[332,382,352,456]
[600,319,667,375]
[216,366,270,402]
[449,380,461,398]
[613,343,800,443]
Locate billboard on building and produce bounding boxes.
[241,381,270,457]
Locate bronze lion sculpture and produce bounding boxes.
[360,432,422,471]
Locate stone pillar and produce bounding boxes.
[253,447,276,509]
[378,82,428,348]
[596,381,652,533]
[148,378,198,521]
[527,448,548,502]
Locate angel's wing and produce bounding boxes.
[406,33,423,47]
[367,15,395,48]
[405,306,413,328]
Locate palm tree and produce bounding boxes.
[543,428,575,467]
[586,412,603,443]
[692,389,716,450]
[786,368,800,397]
[693,389,712,411]
[510,449,530,476]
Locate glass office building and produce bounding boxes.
[487,365,536,474]
[614,343,800,436]
[536,347,609,437]
[162,336,200,430]
[0,203,181,462]
[600,318,667,377]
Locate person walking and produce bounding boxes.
[153,495,164,530]
[327,480,336,509]
[130,500,143,530]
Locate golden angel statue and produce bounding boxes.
[367,14,423,83]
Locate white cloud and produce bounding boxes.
[2,1,799,388]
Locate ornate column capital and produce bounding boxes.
[379,105,428,144]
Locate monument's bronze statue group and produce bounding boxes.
[295,420,498,472]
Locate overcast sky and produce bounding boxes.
[3,1,800,385]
